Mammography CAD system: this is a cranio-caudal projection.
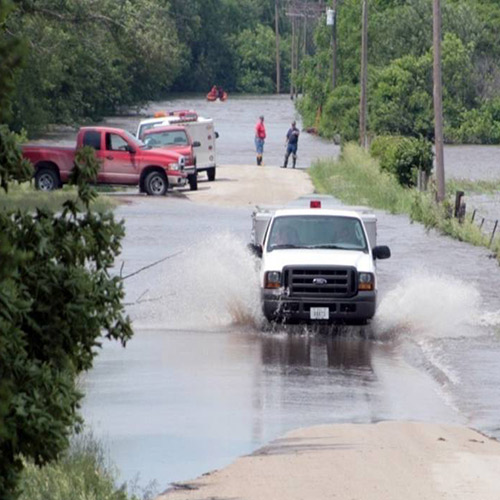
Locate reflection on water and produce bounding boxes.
[260,334,373,372]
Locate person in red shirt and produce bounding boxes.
[254,115,266,166]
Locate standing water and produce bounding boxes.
[77,95,500,495]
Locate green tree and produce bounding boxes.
[370,53,433,138]
[1,5,132,498]
[7,0,182,133]
[298,0,500,144]
[233,25,276,93]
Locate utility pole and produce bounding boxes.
[331,0,338,89]
[275,0,281,94]
[433,0,446,202]
[290,15,296,97]
[359,0,368,148]
[285,1,324,98]
[303,7,307,59]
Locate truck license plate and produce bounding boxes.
[310,307,329,320]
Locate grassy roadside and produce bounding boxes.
[0,183,117,212]
[310,143,500,263]
[18,433,154,500]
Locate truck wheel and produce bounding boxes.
[207,167,216,182]
[144,171,168,196]
[188,173,198,191]
[35,168,59,191]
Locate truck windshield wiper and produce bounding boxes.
[310,244,344,249]
[270,244,304,250]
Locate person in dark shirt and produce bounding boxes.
[281,121,300,168]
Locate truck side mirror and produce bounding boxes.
[373,245,391,260]
[247,243,262,258]
[192,141,201,148]
[215,131,219,139]
[126,144,136,154]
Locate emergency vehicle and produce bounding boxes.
[137,111,217,181]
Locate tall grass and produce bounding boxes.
[18,432,155,500]
[311,143,415,214]
[0,183,117,212]
[310,143,500,263]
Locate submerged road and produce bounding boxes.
[79,96,500,496]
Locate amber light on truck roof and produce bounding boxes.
[310,200,321,208]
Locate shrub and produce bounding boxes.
[370,135,433,187]
[319,84,360,142]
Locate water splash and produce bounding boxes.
[477,311,500,330]
[128,233,263,329]
[373,272,482,339]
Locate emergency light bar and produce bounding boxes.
[153,110,198,121]
[310,200,321,208]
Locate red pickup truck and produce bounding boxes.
[142,125,200,190]
[22,126,188,195]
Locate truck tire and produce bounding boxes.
[144,171,168,196]
[207,167,216,182]
[188,173,198,191]
[35,167,59,191]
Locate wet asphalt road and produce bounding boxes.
[79,96,500,495]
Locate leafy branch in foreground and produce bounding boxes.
[0,145,133,500]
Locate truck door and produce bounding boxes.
[81,129,107,183]
[102,132,140,184]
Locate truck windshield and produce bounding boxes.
[137,121,164,140]
[121,130,146,148]
[143,130,189,147]
[267,215,368,252]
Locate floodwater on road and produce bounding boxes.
[79,96,500,495]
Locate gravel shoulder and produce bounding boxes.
[186,164,314,207]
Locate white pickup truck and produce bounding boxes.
[249,198,391,324]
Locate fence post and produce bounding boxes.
[471,209,477,223]
[454,191,464,219]
[490,220,498,247]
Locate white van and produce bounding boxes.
[137,112,217,181]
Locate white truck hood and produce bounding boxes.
[263,248,373,273]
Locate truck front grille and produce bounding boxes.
[284,266,357,298]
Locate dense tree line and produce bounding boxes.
[297,0,500,144]
[3,0,291,134]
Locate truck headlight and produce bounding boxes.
[170,163,180,171]
[358,272,374,291]
[264,271,281,289]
